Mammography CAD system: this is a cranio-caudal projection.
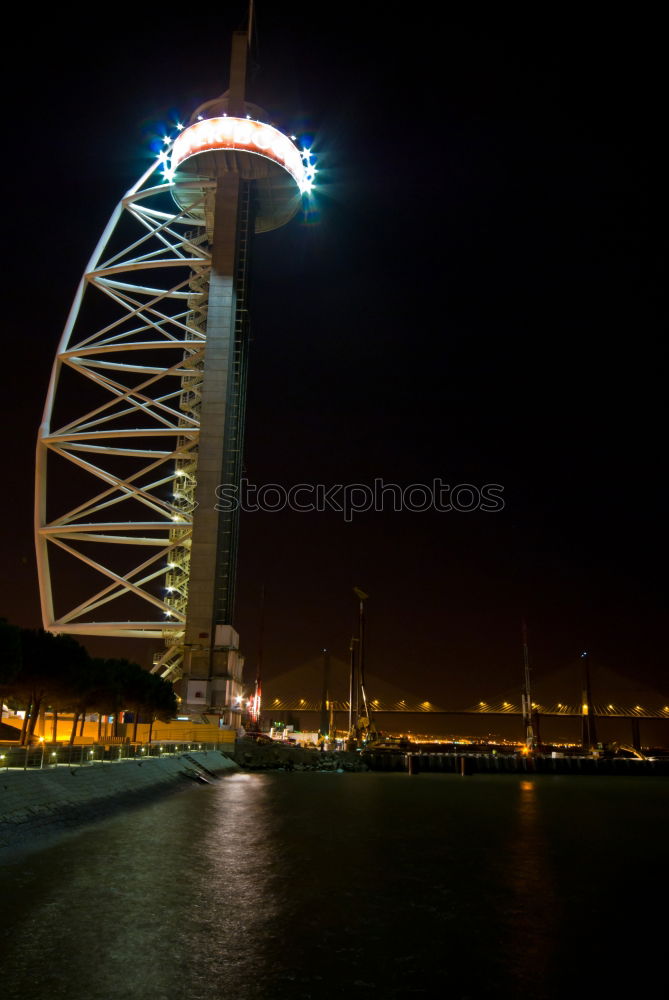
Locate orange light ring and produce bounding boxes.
[171,116,307,192]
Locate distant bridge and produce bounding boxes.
[265,697,669,720]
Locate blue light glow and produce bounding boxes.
[300,147,318,195]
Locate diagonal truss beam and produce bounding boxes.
[36,159,208,637]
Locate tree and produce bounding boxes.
[0,619,22,724]
[63,656,110,745]
[46,635,91,742]
[0,620,177,746]
[14,629,55,744]
[101,659,142,738]
[143,671,178,742]
[109,662,177,742]
[15,630,90,744]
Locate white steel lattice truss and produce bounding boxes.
[36,162,213,681]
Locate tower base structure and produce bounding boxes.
[181,626,244,727]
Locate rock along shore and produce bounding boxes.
[233,741,368,772]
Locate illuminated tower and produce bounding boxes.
[34,28,314,724]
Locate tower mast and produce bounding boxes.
[179,28,253,716]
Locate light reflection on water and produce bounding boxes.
[0,772,666,999]
[496,779,560,997]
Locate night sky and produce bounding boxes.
[3,7,664,714]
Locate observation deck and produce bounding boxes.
[170,96,310,234]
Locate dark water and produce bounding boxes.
[1,772,667,999]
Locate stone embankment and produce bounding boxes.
[0,750,237,857]
[0,742,369,858]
